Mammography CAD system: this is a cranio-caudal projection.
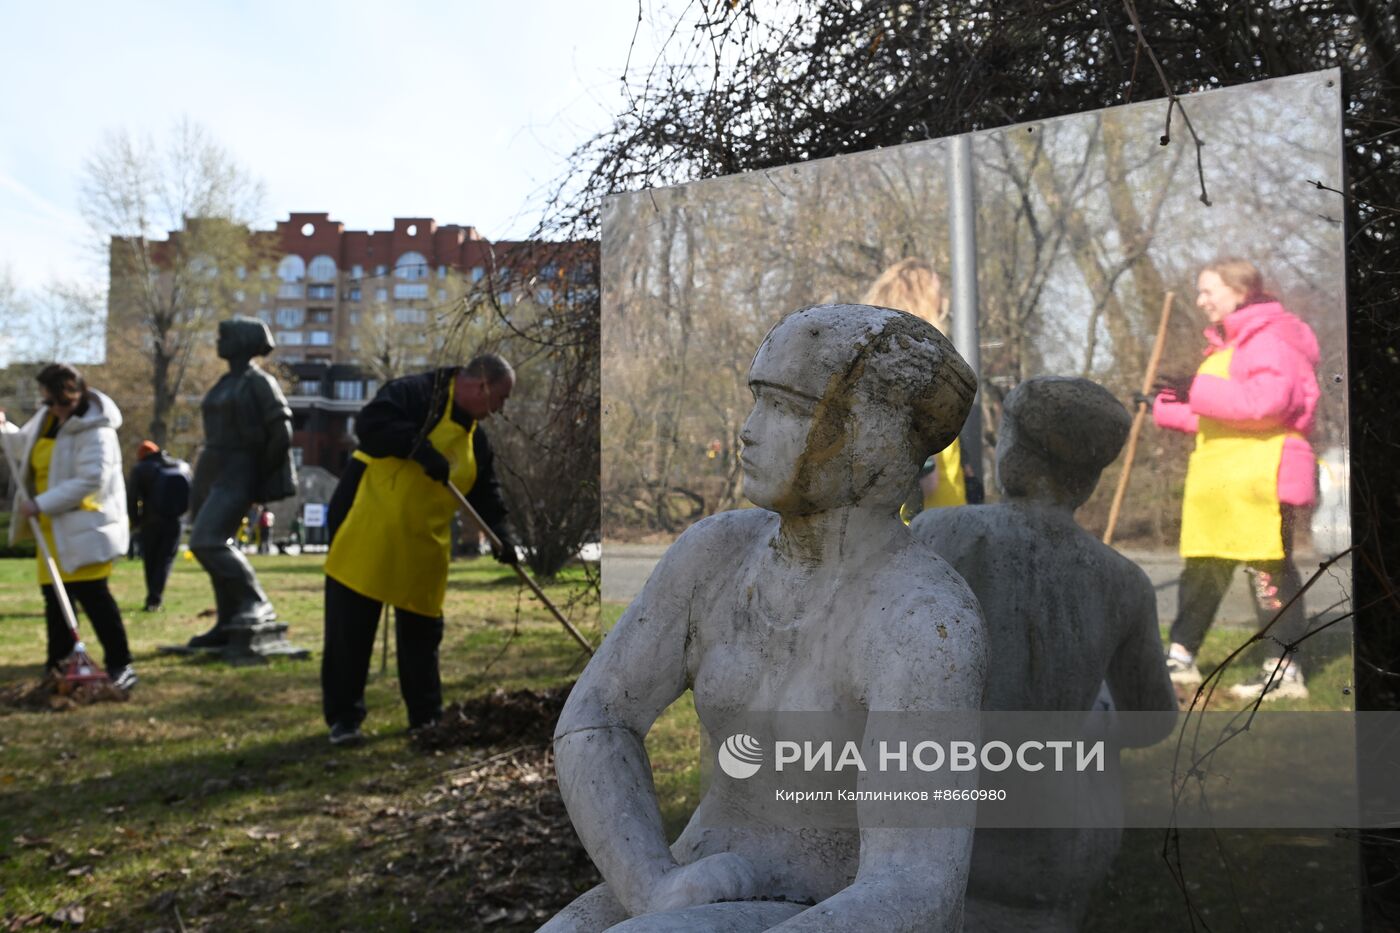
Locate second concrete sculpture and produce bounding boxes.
[912,376,1177,933]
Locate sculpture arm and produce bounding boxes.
[249,372,294,493]
[552,528,714,915]
[1106,563,1178,745]
[769,827,975,933]
[769,583,987,932]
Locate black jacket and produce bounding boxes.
[354,368,512,538]
[127,451,182,527]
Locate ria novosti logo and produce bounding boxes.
[717,733,764,779]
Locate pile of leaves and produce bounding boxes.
[0,676,128,712]
[413,684,572,751]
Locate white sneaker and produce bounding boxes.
[1165,647,1202,687]
[1227,662,1309,702]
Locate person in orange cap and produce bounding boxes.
[127,439,191,611]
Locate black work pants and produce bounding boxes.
[321,575,444,730]
[140,518,182,607]
[1169,506,1308,658]
[43,579,132,673]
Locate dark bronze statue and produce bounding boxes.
[187,317,297,652]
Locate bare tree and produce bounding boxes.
[82,117,267,446]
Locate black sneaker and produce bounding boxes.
[329,722,364,747]
[110,666,139,692]
[142,600,163,612]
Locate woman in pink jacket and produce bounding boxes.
[1152,259,1319,702]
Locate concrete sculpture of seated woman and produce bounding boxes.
[543,304,986,932]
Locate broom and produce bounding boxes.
[2,433,110,692]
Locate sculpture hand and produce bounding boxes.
[644,853,762,913]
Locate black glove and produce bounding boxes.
[412,443,451,484]
[492,530,520,566]
[1131,392,1154,413]
[1153,374,1192,405]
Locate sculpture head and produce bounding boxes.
[995,377,1130,509]
[740,304,975,515]
[217,317,276,363]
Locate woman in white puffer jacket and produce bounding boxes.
[1,363,136,689]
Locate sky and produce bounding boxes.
[0,0,667,359]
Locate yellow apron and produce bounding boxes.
[922,438,968,510]
[1178,348,1291,561]
[324,381,478,617]
[31,433,111,585]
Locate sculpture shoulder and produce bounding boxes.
[862,539,986,700]
[661,509,774,569]
[246,366,289,402]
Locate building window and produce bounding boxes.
[309,308,332,324]
[375,288,388,302]
[276,307,305,327]
[307,284,335,300]
[334,380,365,401]
[351,264,364,280]
[499,291,512,305]
[367,380,379,396]
[394,282,428,300]
[394,306,428,324]
[347,287,361,302]
[437,289,447,302]
[375,264,387,277]
[536,287,553,305]
[350,335,361,350]
[277,255,306,282]
[278,282,303,299]
[395,251,428,280]
[234,289,245,303]
[236,266,247,281]
[437,264,447,279]
[256,309,273,324]
[296,379,321,395]
[276,330,305,346]
[470,266,484,282]
[309,330,332,346]
[541,264,558,279]
[308,255,337,282]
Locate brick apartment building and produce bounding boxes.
[108,212,596,475]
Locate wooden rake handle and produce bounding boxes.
[445,480,594,655]
[1103,291,1175,547]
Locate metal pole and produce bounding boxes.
[947,133,983,489]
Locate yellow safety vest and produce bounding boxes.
[1178,348,1292,561]
[324,380,478,617]
[922,438,968,510]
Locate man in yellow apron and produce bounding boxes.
[321,355,519,745]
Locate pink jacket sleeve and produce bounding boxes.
[1188,333,1298,429]
[1152,395,1198,434]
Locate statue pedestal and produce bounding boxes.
[221,621,311,666]
[159,621,311,665]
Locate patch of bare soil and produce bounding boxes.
[413,684,572,750]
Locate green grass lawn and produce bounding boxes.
[0,555,1362,931]
[0,554,628,930]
